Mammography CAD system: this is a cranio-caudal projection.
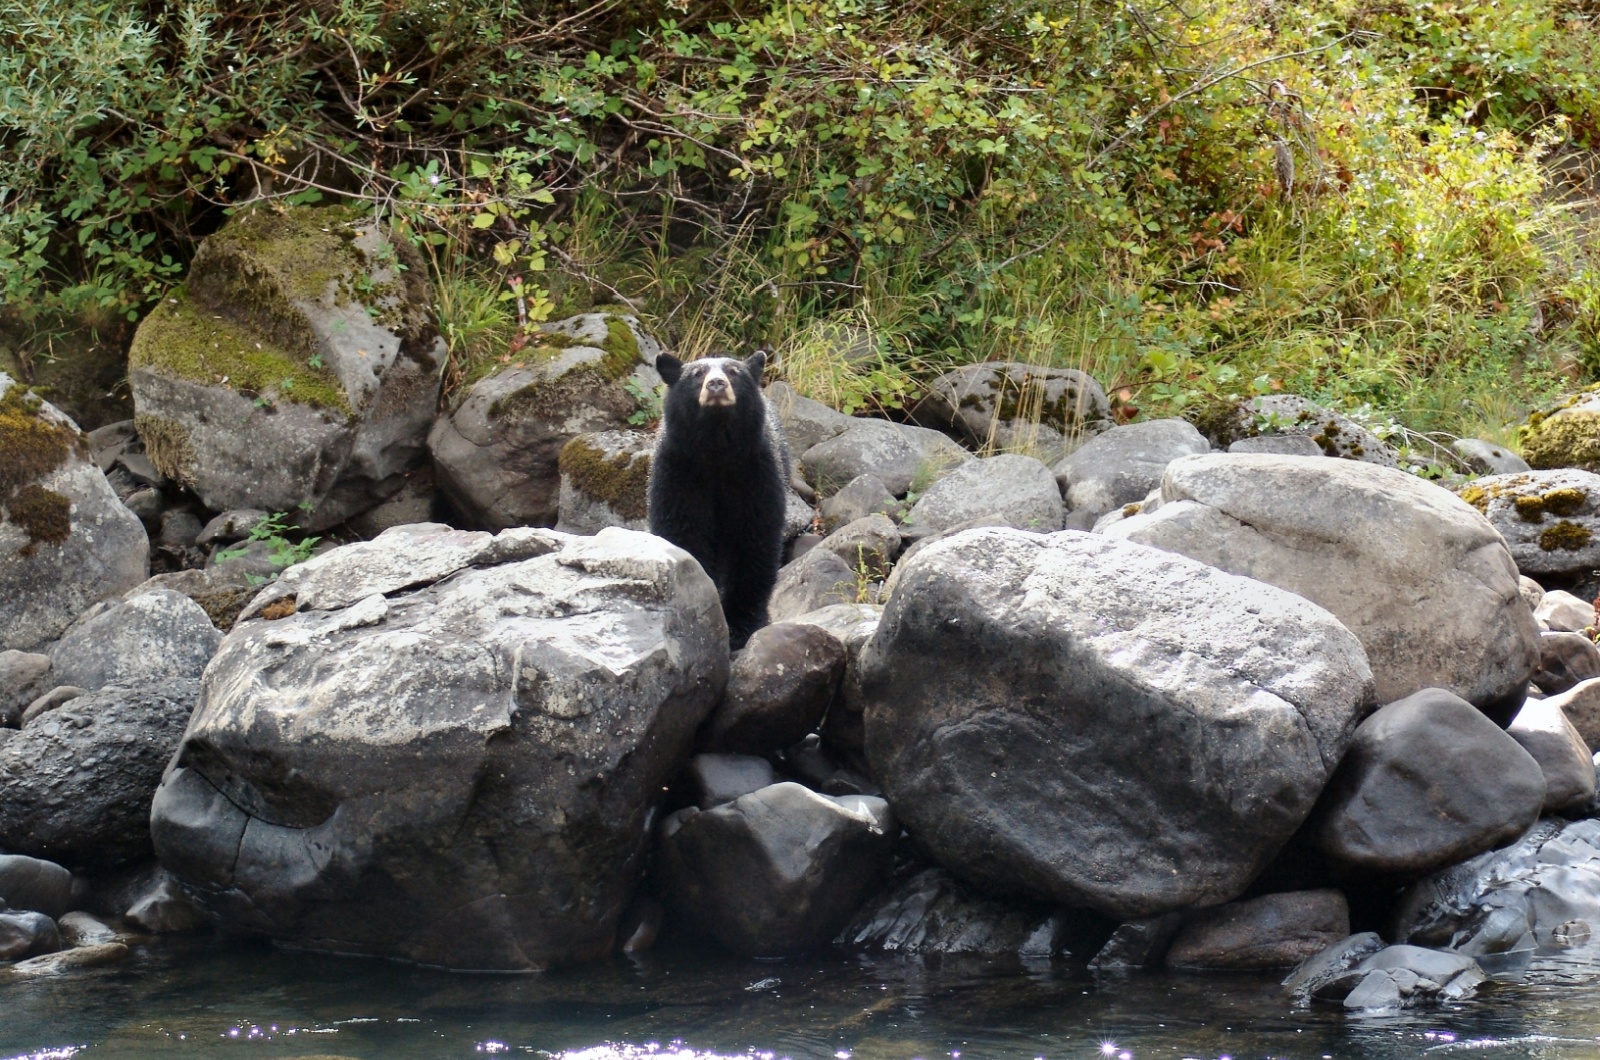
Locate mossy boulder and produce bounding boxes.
[913,362,1110,460]
[428,313,663,529]
[1201,395,1399,468]
[1521,393,1600,473]
[0,374,149,651]
[127,205,445,531]
[556,430,652,535]
[1457,469,1600,578]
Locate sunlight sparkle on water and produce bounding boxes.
[555,1042,783,1060]
[2,1050,81,1060]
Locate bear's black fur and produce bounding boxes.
[648,351,788,649]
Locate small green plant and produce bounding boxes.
[625,377,665,427]
[215,510,320,585]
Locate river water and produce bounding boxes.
[5,938,1600,1060]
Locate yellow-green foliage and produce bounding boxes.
[558,435,650,519]
[129,288,351,415]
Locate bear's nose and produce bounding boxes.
[705,376,728,394]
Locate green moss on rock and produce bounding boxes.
[0,384,85,503]
[559,434,650,520]
[1543,487,1587,517]
[1522,403,1600,472]
[1514,494,1547,521]
[134,413,198,487]
[487,316,643,421]
[1457,485,1488,511]
[8,484,71,554]
[130,288,351,415]
[1541,521,1593,552]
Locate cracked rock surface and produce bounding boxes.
[149,523,727,970]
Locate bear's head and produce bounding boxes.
[657,351,767,426]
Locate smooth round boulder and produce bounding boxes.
[768,547,860,623]
[149,524,726,970]
[0,681,199,869]
[1549,677,1600,751]
[1508,698,1598,814]
[0,855,74,918]
[701,623,845,755]
[46,589,220,692]
[1533,631,1600,695]
[1311,688,1546,879]
[1459,469,1600,578]
[657,782,895,957]
[1164,890,1349,971]
[861,527,1374,919]
[799,420,969,498]
[839,866,1090,958]
[0,911,60,961]
[1107,453,1538,719]
[902,454,1064,537]
[0,650,52,729]
[1052,418,1210,523]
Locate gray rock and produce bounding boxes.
[1107,454,1538,719]
[46,589,220,692]
[785,604,882,762]
[429,314,661,529]
[19,686,86,727]
[783,489,816,542]
[123,869,210,934]
[819,475,898,531]
[1536,589,1593,632]
[903,454,1064,537]
[816,514,899,577]
[129,208,445,531]
[0,911,60,960]
[0,650,52,728]
[1165,890,1350,971]
[1053,418,1210,522]
[0,681,199,869]
[157,509,203,550]
[914,363,1110,457]
[1319,947,1485,1010]
[1311,688,1545,879]
[1509,698,1598,814]
[839,867,1085,958]
[1227,434,1325,457]
[686,754,779,809]
[0,855,74,918]
[862,527,1373,919]
[768,548,860,624]
[702,623,845,755]
[195,509,269,548]
[1283,931,1387,1005]
[1089,913,1187,972]
[555,429,652,535]
[1522,575,1547,612]
[1221,395,1400,466]
[1534,631,1600,694]
[125,566,258,635]
[6,941,129,974]
[1550,677,1600,752]
[0,376,151,652]
[800,421,970,498]
[657,782,896,957]
[345,466,439,539]
[764,382,856,456]
[1454,438,1531,475]
[56,911,124,948]
[1463,469,1600,578]
[149,525,726,970]
[87,420,138,471]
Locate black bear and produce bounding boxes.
[648,351,789,649]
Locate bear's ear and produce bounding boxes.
[744,349,767,379]
[656,354,683,385]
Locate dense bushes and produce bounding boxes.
[3,0,1600,441]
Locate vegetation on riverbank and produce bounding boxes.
[5,0,1600,448]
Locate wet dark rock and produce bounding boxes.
[46,589,220,692]
[0,650,52,728]
[150,524,726,970]
[701,623,845,756]
[840,866,1087,958]
[686,754,779,810]
[1320,946,1485,1011]
[124,869,210,934]
[0,681,199,869]
[1534,632,1600,695]
[1282,931,1387,1005]
[56,911,125,948]
[1164,889,1349,971]
[658,782,895,958]
[863,527,1372,919]
[1312,688,1545,880]
[1509,698,1597,814]
[0,855,75,918]
[19,685,86,727]
[1089,913,1187,972]
[0,911,60,960]
[785,604,881,765]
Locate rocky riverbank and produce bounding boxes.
[7,206,1600,1013]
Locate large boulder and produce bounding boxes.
[1508,698,1598,814]
[861,528,1374,919]
[913,363,1110,458]
[148,524,726,969]
[0,376,149,652]
[1458,469,1600,578]
[128,206,445,531]
[1202,394,1399,467]
[1310,688,1546,880]
[657,782,895,957]
[764,382,856,457]
[902,454,1064,536]
[1519,392,1600,473]
[46,589,220,692]
[799,420,970,497]
[1052,418,1210,526]
[429,313,662,529]
[700,623,845,755]
[1164,889,1350,971]
[0,681,199,869]
[1106,454,1538,719]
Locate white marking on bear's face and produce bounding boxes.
[697,358,738,408]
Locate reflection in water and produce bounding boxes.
[3,937,1600,1059]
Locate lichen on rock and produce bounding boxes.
[559,433,651,521]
